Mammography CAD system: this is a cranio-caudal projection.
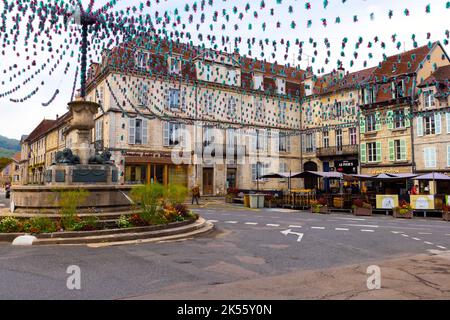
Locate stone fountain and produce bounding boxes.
[11,101,133,214]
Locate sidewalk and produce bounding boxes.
[128,251,450,300]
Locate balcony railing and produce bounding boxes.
[194,143,246,159]
[317,144,358,157]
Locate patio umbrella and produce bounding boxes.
[414,173,450,181]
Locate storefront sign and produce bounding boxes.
[370,169,400,175]
[124,151,172,158]
[376,195,399,209]
[335,160,358,174]
[410,195,435,210]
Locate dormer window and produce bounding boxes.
[254,74,264,91]
[276,78,286,95]
[391,80,406,99]
[169,56,182,75]
[423,90,435,109]
[363,86,376,105]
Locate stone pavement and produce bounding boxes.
[130,250,450,300]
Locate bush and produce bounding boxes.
[317,198,327,206]
[131,183,165,222]
[174,204,189,217]
[0,217,21,233]
[56,189,89,230]
[129,214,149,227]
[165,184,188,206]
[117,215,131,228]
[24,217,57,234]
[72,216,99,231]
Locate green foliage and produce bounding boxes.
[72,215,99,231]
[56,189,89,231]
[23,217,57,234]
[117,215,132,228]
[0,157,12,171]
[0,217,21,233]
[165,184,188,206]
[131,183,165,222]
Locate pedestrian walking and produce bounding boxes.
[191,184,200,205]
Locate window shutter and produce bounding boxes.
[431,148,437,167]
[165,88,170,110]
[129,118,136,145]
[375,112,382,131]
[376,141,382,162]
[142,119,148,145]
[387,110,394,130]
[404,107,411,128]
[401,80,406,97]
[389,140,395,161]
[391,82,396,99]
[273,130,280,153]
[447,145,450,167]
[286,134,291,152]
[435,113,442,135]
[163,122,170,146]
[251,164,257,181]
[400,139,407,161]
[417,117,424,137]
[181,88,187,111]
[251,130,257,152]
[181,124,187,147]
[424,149,429,168]
[446,113,450,134]
[360,144,367,163]
[359,115,366,134]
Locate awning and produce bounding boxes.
[414,172,450,181]
[291,171,345,179]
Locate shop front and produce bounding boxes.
[123,151,189,187]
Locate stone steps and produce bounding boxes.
[31,218,212,245]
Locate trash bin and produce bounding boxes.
[257,194,265,208]
[249,194,259,208]
[244,194,250,207]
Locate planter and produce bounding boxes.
[443,211,450,222]
[393,208,414,219]
[333,197,344,209]
[311,205,329,214]
[353,206,373,216]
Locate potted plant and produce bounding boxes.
[352,199,373,216]
[393,201,414,219]
[226,188,239,203]
[311,198,328,214]
[443,205,450,222]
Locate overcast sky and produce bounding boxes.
[0,0,449,140]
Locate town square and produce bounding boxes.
[0,0,449,304]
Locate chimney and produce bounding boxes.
[337,66,345,79]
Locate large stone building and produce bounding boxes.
[84,38,305,195]
[359,42,450,178]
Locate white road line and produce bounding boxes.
[424,241,434,245]
[402,234,409,237]
[245,222,258,225]
[391,231,404,234]
[311,226,325,230]
[266,224,280,227]
[412,237,421,241]
[335,228,349,231]
[437,246,447,250]
[446,234,450,236]
[207,220,218,223]
[225,221,238,224]
[289,225,302,228]
[418,232,432,235]
[343,224,379,228]
[334,217,366,221]
[361,229,375,233]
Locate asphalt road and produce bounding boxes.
[0,191,9,210]
[0,201,450,299]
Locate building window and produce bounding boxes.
[276,78,286,95]
[306,108,313,123]
[278,101,287,124]
[423,90,435,108]
[335,102,342,118]
[424,116,436,135]
[255,129,267,151]
[169,56,182,75]
[392,80,405,99]
[129,118,148,145]
[323,131,329,148]
[304,133,315,153]
[252,162,268,181]
[227,69,237,86]
[168,89,180,111]
[138,83,149,106]
[163,122,185,147]
[393,110,405,128]
[366,114,377,132]
[392,139,407,161]
[204,92,214,114]
[336,129,343,151]
[349,128,357,145]
[227,96,237,118]
[279,132,290,152]
[363,86,376,105]
[95,120,103,142]
[203,127,214,146]
[255,99,265,122]
[367,142,377,163]
[254,74,264,91]
[424,147,437,168]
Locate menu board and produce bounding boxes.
[410,195,435,210]
[376,195,399,209]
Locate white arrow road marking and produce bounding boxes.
[281,229,304,242]
[412,237,421,241]
[437,246,447,250]
[402,234,410,237]
[391,231,403,234]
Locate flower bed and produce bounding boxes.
[352,199,373,216]
[442,205,450,221]
[393,201,414,219]
[311,198,329,214]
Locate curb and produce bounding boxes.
[29,218,213,246]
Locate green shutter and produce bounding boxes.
[375,112,382,131]
[417,117,424,137]
[404,108,411,128]
[360,143,367,163]
[400,139,407,161]
[387,110,394,130]
[376,141,382,162]
[359,115,366,134]
[389,140,395,161]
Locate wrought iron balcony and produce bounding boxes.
[316,144,358,158]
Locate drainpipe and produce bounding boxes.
[410,76,417,174]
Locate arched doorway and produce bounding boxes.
[304,161,318,190]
